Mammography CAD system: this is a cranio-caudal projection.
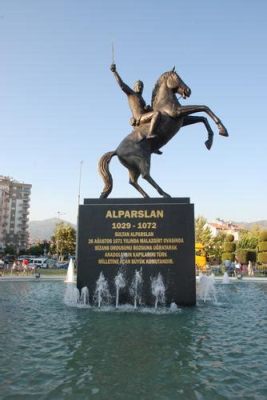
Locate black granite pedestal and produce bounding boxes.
[77,198,195,306]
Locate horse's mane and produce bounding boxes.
[151,71,174,107]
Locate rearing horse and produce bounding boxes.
[99,69,228,198]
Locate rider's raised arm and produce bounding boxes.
[110,64,133,95]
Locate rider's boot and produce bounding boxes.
[146,111,161,139]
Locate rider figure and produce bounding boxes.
[110,64,161,142]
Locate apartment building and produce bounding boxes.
[0,176,31,252]
[206,218,241,241]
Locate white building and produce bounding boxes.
[0,176,31,252]
[205,218,241,241]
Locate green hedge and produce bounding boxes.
[224,242,236,252]
[235,249,247,264]
[223,235,236,262]
[259,231,267,241]
[222,252,235,262]
[225,234,235,242]
[257,230,267,264]
[258,253,267,264]
[258,242,267,252]
[236,249,256,263]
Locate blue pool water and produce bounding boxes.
[0,280,266,399]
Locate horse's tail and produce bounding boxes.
[98,150,117,198]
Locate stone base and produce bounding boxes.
[77,198,196,306]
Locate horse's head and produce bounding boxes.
[167,70,191,99]
[151,69,192,108]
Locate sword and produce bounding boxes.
[112,42,115,64]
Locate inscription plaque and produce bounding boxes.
[77,198,196,306]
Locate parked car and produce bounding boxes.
[46,258,57,268]
[29,257,49,269]
[4,255,16,264]
[17,255,33,263]
[55,262,69,269]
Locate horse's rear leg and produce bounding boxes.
[129,169,150,198]
[139,159,171,198]
[143,174,171,198]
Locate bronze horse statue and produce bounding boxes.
[98,69,228,198]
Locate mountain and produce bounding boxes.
[234,220,267,230]
[29,217,267,242]
[29,218,76,241]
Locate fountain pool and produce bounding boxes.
[0,280,266,399]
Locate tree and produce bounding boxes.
[195,216,212,245]
[195,216,219,263]
[50,223,76,261]
[27,240,50,256]
[237,231,259,250]
[208,232,227,263]
[4,245,16,255]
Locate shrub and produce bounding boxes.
[225,234,235,242]
[258,242,267,252]
[257,230,267,265]
[236,249,256,264]
[222,252,235,262]
[259,231,267,241]
[258,253,267,264]
[224,242,236,252]
[222,235,236,262]
[235,249,248,264]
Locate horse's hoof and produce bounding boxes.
[219,128,229,137]
[205,140,212,150]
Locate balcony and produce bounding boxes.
[21,209,29,214]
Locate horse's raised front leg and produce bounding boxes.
[182,116,214,150]
[176,105,228,137]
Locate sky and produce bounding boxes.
[1,0,266,224]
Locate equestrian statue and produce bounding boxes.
[98,64,228,198]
